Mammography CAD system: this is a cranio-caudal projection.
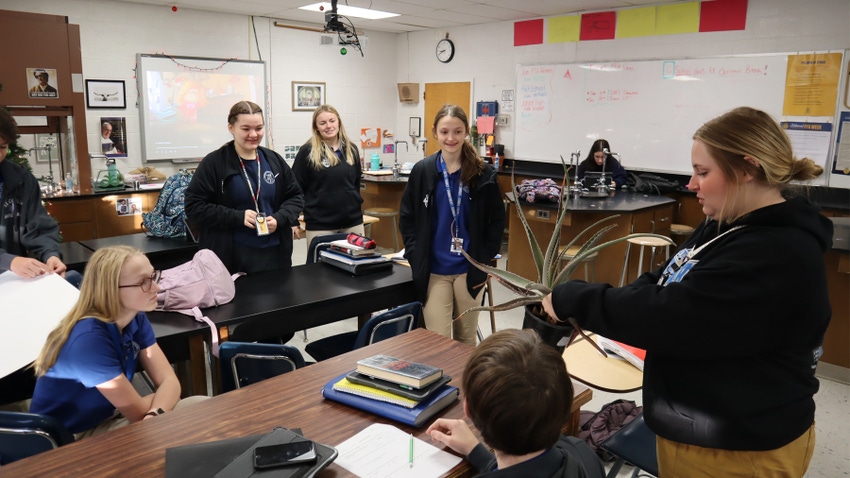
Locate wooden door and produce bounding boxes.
[424,82,471,157]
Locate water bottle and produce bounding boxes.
[65,173,74,191]
[493,152,500,171]
[370,153,381,171]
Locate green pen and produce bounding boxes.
[409,433,414,468]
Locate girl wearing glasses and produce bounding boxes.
[30,245,203,438]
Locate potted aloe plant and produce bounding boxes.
[456,162,674,353]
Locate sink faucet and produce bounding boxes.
[394,140,408,169]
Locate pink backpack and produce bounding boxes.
[156,249,243,356]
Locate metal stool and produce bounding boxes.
[363,207,399,252]
[558,245,599,282]
[619,236,671,286]
[670,223,695,247]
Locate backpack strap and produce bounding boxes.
[189,306,221,358]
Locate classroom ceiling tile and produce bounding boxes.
[107,0,694,33]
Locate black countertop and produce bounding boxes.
[510,190,675,212]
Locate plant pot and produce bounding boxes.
[521,304,576,353]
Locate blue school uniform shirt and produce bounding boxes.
[230,150,281,248]
[430,155,472,275]
[30,313,156,434]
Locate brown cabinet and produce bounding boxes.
[359,178,406,251]
[46,190,161,241]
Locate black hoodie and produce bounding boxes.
[550,196,833,450]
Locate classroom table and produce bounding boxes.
[562,334,643,393]
[78,232,198,270]
[59,241,94,272]
[150,261,417,395]
[0,329,592,477]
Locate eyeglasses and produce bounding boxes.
[118,270,161,292]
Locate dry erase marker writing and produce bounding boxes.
[409,433,414,468]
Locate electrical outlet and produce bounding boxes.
[496,115,509,126]
[536,210,550,220]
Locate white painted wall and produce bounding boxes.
[5,0,849,185]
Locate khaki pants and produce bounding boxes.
[656,423,816,478]
[423,273,481,346]
[75,395,210,441]
[305,224,365,248]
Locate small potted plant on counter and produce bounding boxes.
[455,164,674,353]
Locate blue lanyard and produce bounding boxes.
[439,153,463,236]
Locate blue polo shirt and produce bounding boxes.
[30,313,156,434]
[430,156,472,275]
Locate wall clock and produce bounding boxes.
[436,38,455,63]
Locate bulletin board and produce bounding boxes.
[513,52,846,184]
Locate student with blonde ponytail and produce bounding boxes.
[30,246,204,438]
[400,105,505,345]
[292,104,364,245]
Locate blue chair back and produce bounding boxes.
[305,233,350,264]
[219,342,307,393]
[599,413,658,478]
[352,301,422,349]
[0,411,74,465]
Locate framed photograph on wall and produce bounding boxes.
[86,79,126,109]
[100,117,128,158]
[292,81,325,111]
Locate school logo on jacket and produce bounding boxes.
[263,171,276,185]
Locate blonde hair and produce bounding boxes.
[308,104,357,169]
[693,107,823,223]
[33,245,143,376]
[432,105,485,186]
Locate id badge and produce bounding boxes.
[450,237,464,254]
[255,213,270,236]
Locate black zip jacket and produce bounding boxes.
[291,141,363,231]
[550,196,833,450]
[399,153,505,302]
[0,160,61,271]
[184,142,304,273]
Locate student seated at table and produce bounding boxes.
[427,329,605,478]
[30,245,207,439]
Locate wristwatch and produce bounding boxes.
[144,408,165,418]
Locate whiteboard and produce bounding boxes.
[514,56,790,174]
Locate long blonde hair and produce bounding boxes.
[33,245,143,376]
[307,104,357,169]
[693,107,823,223]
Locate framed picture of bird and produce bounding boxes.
[86,79,126,109]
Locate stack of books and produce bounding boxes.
[321,355,459,427]
[598,336,646,371]
[319,240,392,275]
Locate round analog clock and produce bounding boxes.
[436,38,455,63]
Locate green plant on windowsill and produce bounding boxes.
[456,159,674,352]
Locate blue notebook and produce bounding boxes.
[321,372,459,427]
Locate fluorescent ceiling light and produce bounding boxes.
[299,3,400,20]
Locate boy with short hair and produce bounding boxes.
[428,329,604,477]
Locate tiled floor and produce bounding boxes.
[285,239,849,477]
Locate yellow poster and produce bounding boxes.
[783,53,842,117]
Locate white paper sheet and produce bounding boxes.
[335,423,462,478]
[0,271,79,377]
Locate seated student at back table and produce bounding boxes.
[30,245,207,439]
[577,139,627,189]
[427,329,605,478]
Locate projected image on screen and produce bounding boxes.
[137,54,266,163]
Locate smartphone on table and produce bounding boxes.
[253,440,317,469]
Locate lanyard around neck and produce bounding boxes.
[439,153,463,235]
[239,153,262,213]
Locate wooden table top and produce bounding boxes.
[562,334,644,393]
[2,329,591,477]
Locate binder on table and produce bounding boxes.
[321,372,459,427]
[319,250,392,275]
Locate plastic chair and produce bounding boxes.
[0,411,75,465]
[218,342,307,393]
[305,301,421,362]
[599,413,658,478]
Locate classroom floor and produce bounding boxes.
[281,239,849,477]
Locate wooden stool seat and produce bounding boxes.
[619,236,672,286]
[363,207,400,252]
[670,223,695,236]
[558,245,599,282]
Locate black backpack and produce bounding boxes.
[628,173,681,195]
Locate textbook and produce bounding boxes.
[332,376,419,408]
[345,371,452,402]
[598,336,646,371]
[355,355,443,388]
[322,372,459,427]
[328,240,380,257]
[319,250,392,275]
